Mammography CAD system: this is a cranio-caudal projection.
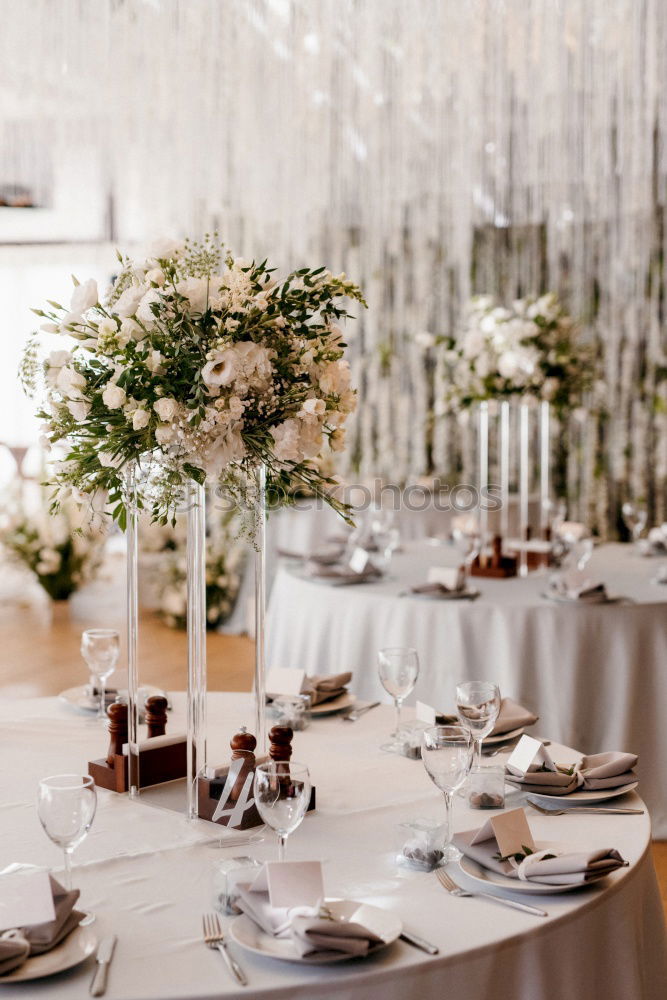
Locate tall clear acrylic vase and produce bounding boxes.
[254,465,267,754]
[125,462,140,798]
[186,481,207,820]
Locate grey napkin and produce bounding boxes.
[290,913,383,958]
[507,769,581,796]
[410,582,459,596]
[0,877,82,977]
[305,563,381,583]
[549,577,607,602]
[453,827,627,885]
[438,697,538,737]
[579,751,638,790]
[302,673,352,706]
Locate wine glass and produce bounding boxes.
[452,515,481,587]
[81,629,120,720]
[421,726,472,862]
[456,680,501,768]
[377,647,419,750]
[622,502,647,543]
[253,761,311,862]
[37,774,97,923]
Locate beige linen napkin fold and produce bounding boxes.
[305,563,380,583]
[290,914,383,959]
[302,673,352,706]
[579,751,638,790]
[507,769,581,796]
[438,697,538,737]
[0,877,82,977]
[452,828,627,885]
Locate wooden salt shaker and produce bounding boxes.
[145,695,168,739]
[106,702,128,767]
[229,728,257,802]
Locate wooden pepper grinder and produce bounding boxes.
[269,725,293,762]
[145,696,168,739]
[491,535,503,569]
[106,702,128,767]
[229,728,257,802]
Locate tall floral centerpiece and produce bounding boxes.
[24,235,364,813]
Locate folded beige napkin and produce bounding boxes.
[0,877,82,977]
[278,547,343,565]
[410,582,461,597]
[508,768,581,796]
[302,673,352,706]
[549,574,607,602]
[305,563,381,583]
[579,751,638,790]
[290,913,382,959]
[438,697,538,737]
[453,828,627,885]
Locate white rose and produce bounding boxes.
[318,359,351,395]
[121,318,144,342]
[48,349,72,368]
[67,399,91,421]
[463,329,486,358]
[153,397,179,421]
[176,276,215,314]
[146,237,184,260]
[70,278,98,314]
[132,408,150,430]
[497,351,520,379]
[56,366,87,397]
[146,350,164,373]
[302,397,326,417]
[114,285,146,318]
[145,268,166,286]
[155,425,175,446]
[102,384,127,409]
[270,418,302,463]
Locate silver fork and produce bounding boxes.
[202,913,248,986]
[342,701,380,721]
[528,800,643,816]
[435,868,548,917]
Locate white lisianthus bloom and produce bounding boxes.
[153,397,179,421]
[497,351,520,379]
[102,384,127,409]
[302,397,326,417]
[40,322,60,334]
[70,278,98,314]
[298,416,323,458]
[67,399,91,421]
[120,317,144,342]
[57,366,87,397]
[136,288,163,326]
[202,349,237,389]
[270,418,302,463]
[480,314,497,335]
[462,329,486,359]
[330,427,346,452]
[176,276,212,314]
[48,349,72,368]
[318,359,351,395]
[147,237,184,261]
[114,285,146,318]
[59,312,83,334]
[132,408,150,430]
[145,268,165,287]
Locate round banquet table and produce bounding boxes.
[1,693,666,1000]
[267,542,667,837]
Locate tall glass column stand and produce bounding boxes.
[519,402,529,578]
[125,462,140,798]
[254,465,267,753]
[186,481,207,820]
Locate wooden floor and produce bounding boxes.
[1,560,666,921]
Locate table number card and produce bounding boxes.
[348,547,371,574]
[0,870,55,931]
[506,735,555,776]
[265,667,306,697]
[471,807,536,858]
[249,861,325,908]
[427,566,464,590]
[416,700,437,726]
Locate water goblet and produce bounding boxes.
[37,774,97,924]
[253,761,311,862]
[456,680,501,768]
[81,629,120,720]
[452,516,482,586]
[377,647,420,751]
[622,503,647,544]
[421,726,473,862]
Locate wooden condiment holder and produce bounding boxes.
[470,535,518,578]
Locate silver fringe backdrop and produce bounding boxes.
[1,0,666,531]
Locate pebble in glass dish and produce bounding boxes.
[397,819,446,872]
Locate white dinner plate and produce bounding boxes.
[458,843,597,895]
[519,781,638,805]
[229,898,402,964]
[483,726,525,746]
[59,684,166,714]
[310,693,356,716]
[0,926,97,983]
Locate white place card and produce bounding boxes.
[506,735,555,776]
[250,861,324,909]
[265,667,306,697]
[471,807,536,858]
[427,565,464,590]
[348,547,371,574]
[416,700,437,726]
[0,871,55,931]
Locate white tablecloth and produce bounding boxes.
[267,543,667,836]
[0,694,665,1000]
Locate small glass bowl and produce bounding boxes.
[396,818,446,872]
[212,857,262,915]
[467,765,506,809]
[267,694,312,731]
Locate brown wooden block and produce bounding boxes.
[88,737,187,793]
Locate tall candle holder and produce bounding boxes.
[518,402,530,578]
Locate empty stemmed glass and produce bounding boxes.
[421,726,472,862]
[456,681,501,768]
[377,647,420,751]
[37,774,97,924]
[452,516,482,587]
[253,761,311,862]
[81,629,120,720]
[622,502,647,544]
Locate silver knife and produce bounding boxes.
[474,892,547,917]
[342,701,380,721]
[90,935,117,997]
[400,930,439,954]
